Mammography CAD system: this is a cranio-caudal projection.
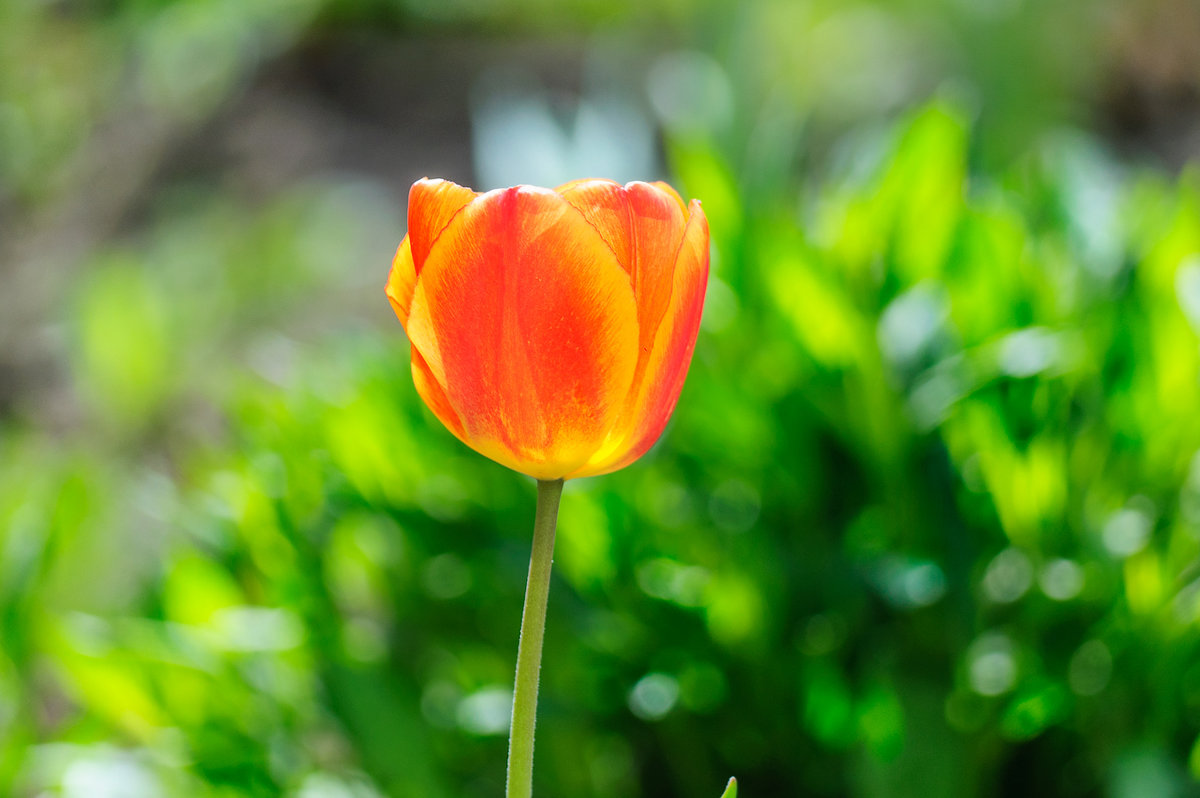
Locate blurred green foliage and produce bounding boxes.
[4,0,1200,797]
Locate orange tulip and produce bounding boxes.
[386,177,709,480]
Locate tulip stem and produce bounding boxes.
[506,478,564,798]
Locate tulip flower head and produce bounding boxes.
[386,177,708,480]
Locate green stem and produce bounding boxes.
[506,478,564,798]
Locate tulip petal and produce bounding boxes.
[624,181,689,353]
[555,177,621,194]
[651,181,689,218]
[386,235,418,324]
[407,178,477,272]
[570,201,708,478]
[558,180,688,356]
[410,345,467,441]
[406,186,639,479]
[556,179,631,267]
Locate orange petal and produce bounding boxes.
[570,201,708,478]
[557,179,632,267]
[650,181,689,218]
[410,345,467,441]
[555,177,621,193]
[406,185,639,479]
[623,181,689,354]
[407,178,477,273]
[558,180,688,353]
[386,235,418,324]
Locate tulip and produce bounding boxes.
[386,177,709,480]
[385,176,708,798]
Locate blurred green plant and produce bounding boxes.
[3,0,1200,797]
[5,98,1200,796]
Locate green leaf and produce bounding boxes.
[720,777,738,798]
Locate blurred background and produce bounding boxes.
[3,0,1200,796]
